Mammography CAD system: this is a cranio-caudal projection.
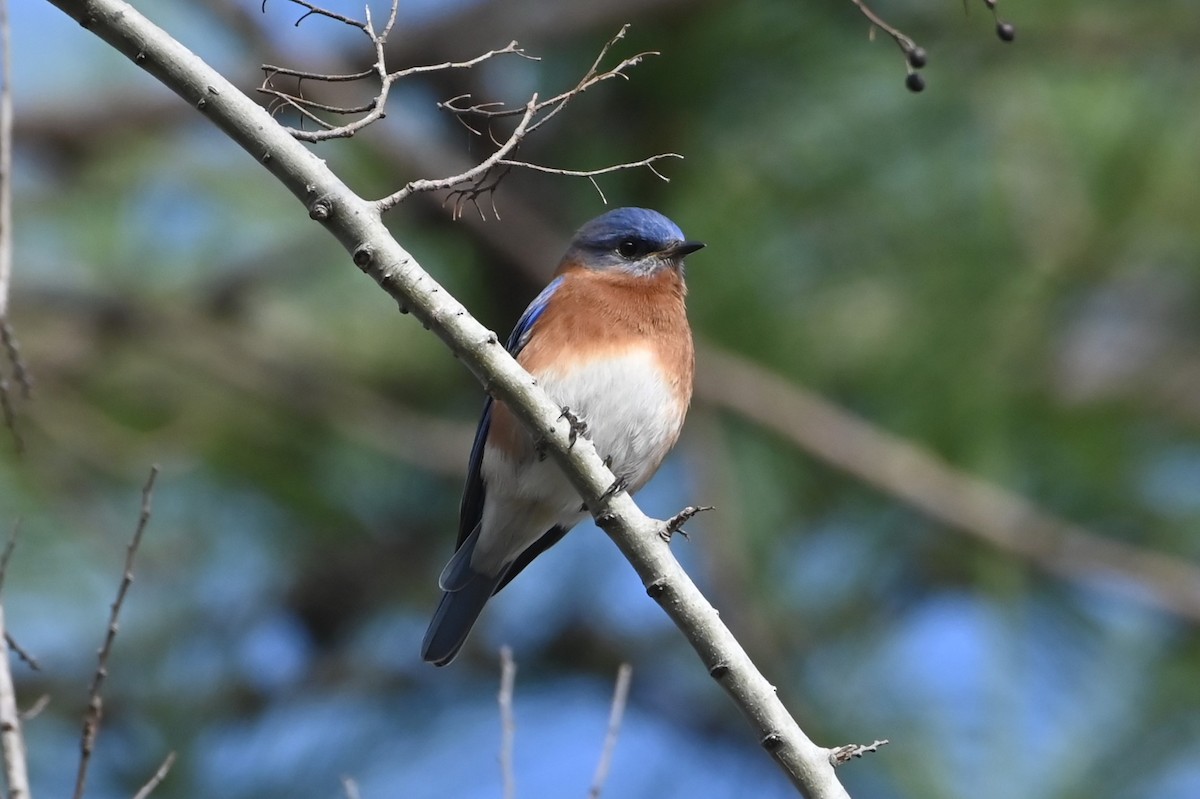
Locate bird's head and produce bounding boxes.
[564,207,704,277]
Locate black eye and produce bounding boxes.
[616,239,640,259]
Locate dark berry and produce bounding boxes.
[907,46,928,69]
[997,22,1016,41]
[905,72,925,93]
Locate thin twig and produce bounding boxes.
[830,739,889,765]
[0,375,22,455]
[258,88,376,117]
[0,498,29,799]
[376,96,538,212]
[130,751,176,799]
[71,465,160,799]
[848,0,923,62]
[0,602,29,799]
[0,319,31,398]
[0,0,11,322]
[387,41,535,81]
[18,693,49,722]
[270,0,366,30]
[0,523,36,672]
[0,0,23,457]
[5,634,38,672]
[261,64,375,82]
[498,646,516,799]
[587,663,632,799]
[0,518,18,595]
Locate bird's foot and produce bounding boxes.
[559,406,588,447]
[659,505,715,543]
[600,474,630,503]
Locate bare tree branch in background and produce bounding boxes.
[42,2,864,795]
[73,466,169,799]
[587,662,633,799]
[130,752,176,799]
[493,650,634,799]
[498,646,517,799]
[0,0,28,456]
[696,346,1200,623]
[847,0,1016,92]
[259,2,679,215]
[0,520,31,799]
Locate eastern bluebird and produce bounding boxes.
[421,207,704,666]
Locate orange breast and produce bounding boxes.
[518,264,695,403]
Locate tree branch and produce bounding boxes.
[0,520,30,799]
[43,2,858,795]
[696,345,1200,622]
[72,465,160,799]
[497,646,517,799]
[0,603,29,799]
[587,663,632,799]
[0,0,25,456]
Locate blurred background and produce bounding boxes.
[5,0,1200,797]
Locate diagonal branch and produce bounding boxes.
[43,2,858,795]
[696,345,1200,622]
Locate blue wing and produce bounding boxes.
[455,276,565,548]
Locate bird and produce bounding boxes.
[421,207,704,666]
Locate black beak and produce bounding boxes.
[664,240,705,258]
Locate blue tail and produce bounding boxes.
[422,524,505,666]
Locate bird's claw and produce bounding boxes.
[559,406,588,447]
[659,505,715,543]
[600,474,629,503]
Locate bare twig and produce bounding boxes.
[267,0,366,30]
[388,41,536,81]
[588,663,633,799]
[0,0,24,457]
[18,693,49,722]
[257,15,676,209]
[830,740,889,765]
[0,320,30,398]
[130,751,176,799]
[376,96,539,213]
[4,635,38,673]
[256,0,397,142]
[0,508,30,799]
[72,465,160,799]
[848,0,925,68]
[0,0,11,322]
[438,25,651,137]
[498,646,517,799]
[0,603,30,799]
[0,376,22,455]
[0,523,37,673]
[0,519,17,594]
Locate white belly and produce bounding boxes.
[538,348,685,488]
[474,348,686,572]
